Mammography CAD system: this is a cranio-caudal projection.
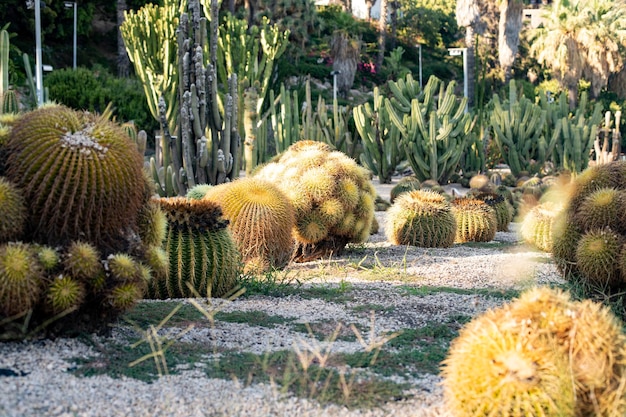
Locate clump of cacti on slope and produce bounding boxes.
[552,161,626,293]
[150,197,240,299]
[0,105,168,339]
[442,287,626,417]
[203,177,295,274]
[385,190,456,248]
[253,140,375,261]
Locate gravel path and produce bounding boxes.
[0,208,565,417]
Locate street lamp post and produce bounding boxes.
[64,2,77,69]
[26,0,45,106]
[448,47,468,112]
[330,70,341,102]
[416,44,422,89]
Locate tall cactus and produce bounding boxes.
[120,0,180,130]
[490,80,553,177]
[387,75,475,184]
[540,90,602,174]
[216,14,289,172]
[0,28,8,99]
[143,0,240,195]
[354,87,404,184]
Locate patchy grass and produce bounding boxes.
[120,302,207,328]
[291,321,362,342]
[399,285,520,300]
[214,310,295,328]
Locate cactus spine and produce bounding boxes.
[0,242,43,317]
[451,197,498,243]
[387,75,475,184]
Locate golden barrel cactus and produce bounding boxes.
[0,177,25,243]
[384,190,456,248]
[4,105,145,251]
[519,201,564,252]
[253,141,376,261]
[204,178,295,274]
[451,197,498,243]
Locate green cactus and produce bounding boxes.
[575,228,623,288]
[389,176,421,204]
[4,105,146,251]
[385,190,456,248]
[64,241,103,284]
[0,177,25,243]
[387,75,475,184]
[573,188,626,234]
[451,197,498,243]
[216,14,289,173]
[541,91,602,174]
[1,90,18,115]
[471,192,513,232]
[45,275,85,314]
[204,178,295,274]
[107,282,144,312]
[36,245,60,272]
[120,0,179,129]
[0,28,8,100]
[152,197,240,299]
[354,87,404,184]
[136,198,168,248]
[0,242,43,317]
[490,80,554,177]
[519,201,564,252]
[254,140,376,261]
[186,184,213,200]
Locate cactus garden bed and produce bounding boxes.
[0,200,565,417]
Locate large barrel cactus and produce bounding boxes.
[253,140,376,261]
[151,197,240,299]
[0,177,26,243]
[443,287,626,417]
[204,177,295,274]
[4,105,145,251]
[552,161,626,292]
[451,197,498,243]
[384,190,456,248]
[519,201,564,252]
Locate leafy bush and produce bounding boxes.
[45,67,158,141]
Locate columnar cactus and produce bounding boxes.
[385,190,456,248]
[353,87,404,184]
[4,105,146,252]
[254,140,376,261]
[490,80,553,177]
[204,178,295,274]
[386,75,475,184]
[151,197,240,299]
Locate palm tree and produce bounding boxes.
[455,0,481,106]
[529,0,626,108]
[498,0,524,83]
[331,30,360,98]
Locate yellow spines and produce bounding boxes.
[443,287,626,417]
[45,274,85,314]
[203,177,295,274]
[0,242,43,317]
[0,177,25,243]
[385,190,456,248]
[451,197,498,243]
[253,140,376,260]
[519,201,564,252]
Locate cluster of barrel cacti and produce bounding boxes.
[253,140,375,261]
[0,104,169,338]
[443,286,626,417]
[552,161,626,292]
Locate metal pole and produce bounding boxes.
[462,48,468,112]
[35,0,43,106]
[72,2,77,69]
[418,44,422,89]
